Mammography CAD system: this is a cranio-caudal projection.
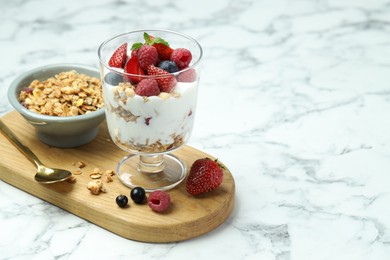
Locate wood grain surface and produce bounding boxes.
[0,111,235,242]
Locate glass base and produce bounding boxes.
[116,153,187,192]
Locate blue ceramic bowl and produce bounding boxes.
[8,64,106,148]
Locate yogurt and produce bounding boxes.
[103,80,198,154]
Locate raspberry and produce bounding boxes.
[177,68,197,82]
[137,45,158,70]
[147,65,177,93]
[135,78,160,97]
[148,190,171,212]
[170,48,192,69]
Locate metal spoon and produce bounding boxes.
[0,120,72,183]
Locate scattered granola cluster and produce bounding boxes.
[72,161,115,195]
[19,70,104,116]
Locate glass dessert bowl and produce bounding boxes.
[98,29,202,191]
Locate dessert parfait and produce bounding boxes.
[98,29,202,191]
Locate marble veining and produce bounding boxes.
[1,0,390,259]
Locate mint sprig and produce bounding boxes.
[131,32,170,51]
[131,42,143,51]
[144,32,170,47]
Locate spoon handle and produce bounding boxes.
[0,120,43,168]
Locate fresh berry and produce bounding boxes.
[158,60,179,73]
[153,43,174,61]
[130,187,147,204]
[143,32,173,61]
[137,44,158,70]
[105,72,123,85]
[124,55,145,84]
[116,194,129,208]
[170,48,192,69]
[148,190,171,212]
[177,68,197,82]
[108,43,128,68]
[186,158,224,196]
[147,65,177,93]
[135,79,160,96]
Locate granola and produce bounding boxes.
[19,70,104,116]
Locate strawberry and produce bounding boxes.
[124,55,145,84]
[108,43,128,68]
[147,65,177,93]
[186,158,224,196]
[153,43,173,61]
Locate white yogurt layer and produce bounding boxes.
[103,80,198,153]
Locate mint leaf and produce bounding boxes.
[131,42,143,50]
[144,32,152,45]
[151,37,169,47]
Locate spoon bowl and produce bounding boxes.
[34,166,72,183]
[0,120,72,184]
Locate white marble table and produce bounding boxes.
[1,0,390,259]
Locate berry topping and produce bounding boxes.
[158,60,179,73]
[105,72,123,85]
[130,187,147,204]
[116,194,129,208]
[186,158,224,196]
[148,190,171,212]
[153,43,174,61]
[135,78,160,97]
[124,55,145,84]
[177,68,197,82]
[147,65,177,93]
[170,48,192,69]
[108,43,128,68]
[137,44,158,70]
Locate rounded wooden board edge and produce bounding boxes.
[0,111,236,243]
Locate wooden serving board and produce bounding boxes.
[0,111,235,243]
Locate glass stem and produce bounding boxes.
[138,154,165,173]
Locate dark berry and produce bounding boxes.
[131,187,147,204]
[116,194,128,208]
[148,190,171,212]
[105,72,123,86]
[158,60,179,73]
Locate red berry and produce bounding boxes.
[147,65,177,93]
[137,45,158,70]
[135,79,160,97]
[170,48,192,69]
[177,68,197,82]
[153,43,174,61]
[124,55,145,84]
[186,158,224,196]
[108,43,128,68]
[148,190,171,212]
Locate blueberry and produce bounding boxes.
[116,194,128,208]
[158,60,179,73]
[131,187,147,204]
[105,72,123,85]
